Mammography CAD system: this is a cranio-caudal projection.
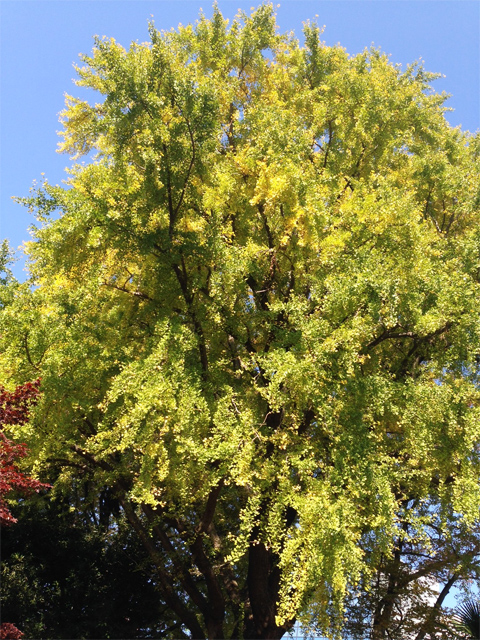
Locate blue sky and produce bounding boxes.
[1,0,479,282]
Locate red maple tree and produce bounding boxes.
[0,380,50,639]
[0,624,24,640]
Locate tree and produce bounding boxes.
[0,380,48,525]
[0,624,23,640]
[1,4,479,638]
[0,380,49,640]
[1,493,179,639]
[341,498,480,639]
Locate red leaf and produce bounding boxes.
[0,381,50,526]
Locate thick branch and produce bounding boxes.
[120,499,206,639]
[101,282,153,301]
[372,545,403,639]
[147,483,227,637]
[414,573,459,640]
[323,121,333,168]
[163,143,176,235]
[173,116,196,218]
[172,260,209,375]
[70,445,113,472]
[365,321,453,353]
[197,480,224,535]
[141,504,211,617]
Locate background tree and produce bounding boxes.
[0,379,48,639]
[341,499,480,639]
[1,493,179,639]
[0,624,23,640]
[0,374,177,638]
[1,5,479,638]
[0,382,47,523]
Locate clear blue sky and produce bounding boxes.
[1,0,479,283]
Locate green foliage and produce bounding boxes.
[1,494,176,639]
[1,4,479,637]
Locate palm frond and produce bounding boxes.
[452,600,480,640]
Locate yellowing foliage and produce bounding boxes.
[2,5,480,639]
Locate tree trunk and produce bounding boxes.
[245,533,294,639]
[372,549,402,640]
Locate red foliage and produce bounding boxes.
[0,383,48,640]
[0,623,24,639]
[0,379,41,427]
[0,380,50,526]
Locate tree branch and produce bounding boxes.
[414,572,459,640]
[141,504,211,617]
[120,499,206,639]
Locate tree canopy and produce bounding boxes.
[1,4,479,638]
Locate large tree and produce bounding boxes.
[1,5,479,638]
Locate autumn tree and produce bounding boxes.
[1,5,479,638]
[0,379,49,640]
[0,380,48,525]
